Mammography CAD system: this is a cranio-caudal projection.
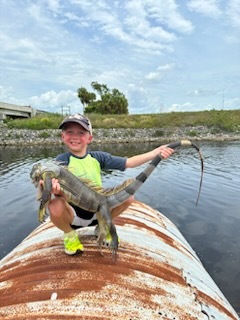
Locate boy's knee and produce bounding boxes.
[111,195,135,218]
[48,197,66,218]
[126,195,134,205]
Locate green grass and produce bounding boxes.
[4,109,240,133]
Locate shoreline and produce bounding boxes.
[0,126,240,146]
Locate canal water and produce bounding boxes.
[0,141,239,313]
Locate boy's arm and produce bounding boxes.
[125,145,174,169]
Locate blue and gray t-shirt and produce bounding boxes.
[56,151,126,186]
[55,151,127,227]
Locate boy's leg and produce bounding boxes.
[111,196,134,219]
[48,196,74,233]
[48,197,84,255]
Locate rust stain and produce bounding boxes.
[115,216,196,259]
[0,201,239,320]
[0,240,185,308]
[196,289,238,320]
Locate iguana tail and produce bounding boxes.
[106,140,204,208]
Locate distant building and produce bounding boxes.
[0,102,37,121]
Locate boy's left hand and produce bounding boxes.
[159,146,174,159]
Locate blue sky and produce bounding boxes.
[0,0,239,114]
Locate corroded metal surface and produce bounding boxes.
[0,200,239,320]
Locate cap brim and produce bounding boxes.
[59,119,90,133]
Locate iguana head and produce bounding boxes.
[30,162,61,187]
[30,163,43,187]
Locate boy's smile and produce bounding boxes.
[61,123,93,156]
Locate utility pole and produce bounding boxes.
[61,106,71,116]
[222,89,225,109]
[159,103,164,113]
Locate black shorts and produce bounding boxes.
[70,203,98,229]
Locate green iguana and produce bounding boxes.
[30,140,203,259]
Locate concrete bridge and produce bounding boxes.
[0,102,37,121]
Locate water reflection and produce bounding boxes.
[0,141,239,313]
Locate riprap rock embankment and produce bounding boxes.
[0,126,239,146]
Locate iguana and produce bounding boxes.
[30,140,203,259]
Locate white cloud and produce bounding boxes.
[187,0,222,18]
[169,102,195,112]
[124,1,177,43]
[168,102,216,112]
[127,83,146,94]
[0,85,15,101]
[64,0,191,53]
[147,0,194,33]
[45,0,62,14]
[0,0,239,114]
[28,90,82,113]
[187,88,220,97]
[226,0,240,28]
[130,0,193,34]
[145,64,175,81]
[27,3,49,24]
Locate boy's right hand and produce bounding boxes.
[51,178,62,196]
[39,178,62,196]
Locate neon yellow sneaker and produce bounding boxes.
[64,230,84,255]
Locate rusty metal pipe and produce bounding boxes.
[0,201,239,319]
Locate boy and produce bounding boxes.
[48,113,174,255]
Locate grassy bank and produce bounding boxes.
[5,109,240,133]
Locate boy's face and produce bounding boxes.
[61,123,93,154]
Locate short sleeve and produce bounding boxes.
[55,152,71,166]
[90,151,126,171]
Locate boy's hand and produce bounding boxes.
[51,178,62,195]
[39,178,62,196]
[158,145,174,159]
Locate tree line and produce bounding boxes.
[77,81,128,114]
